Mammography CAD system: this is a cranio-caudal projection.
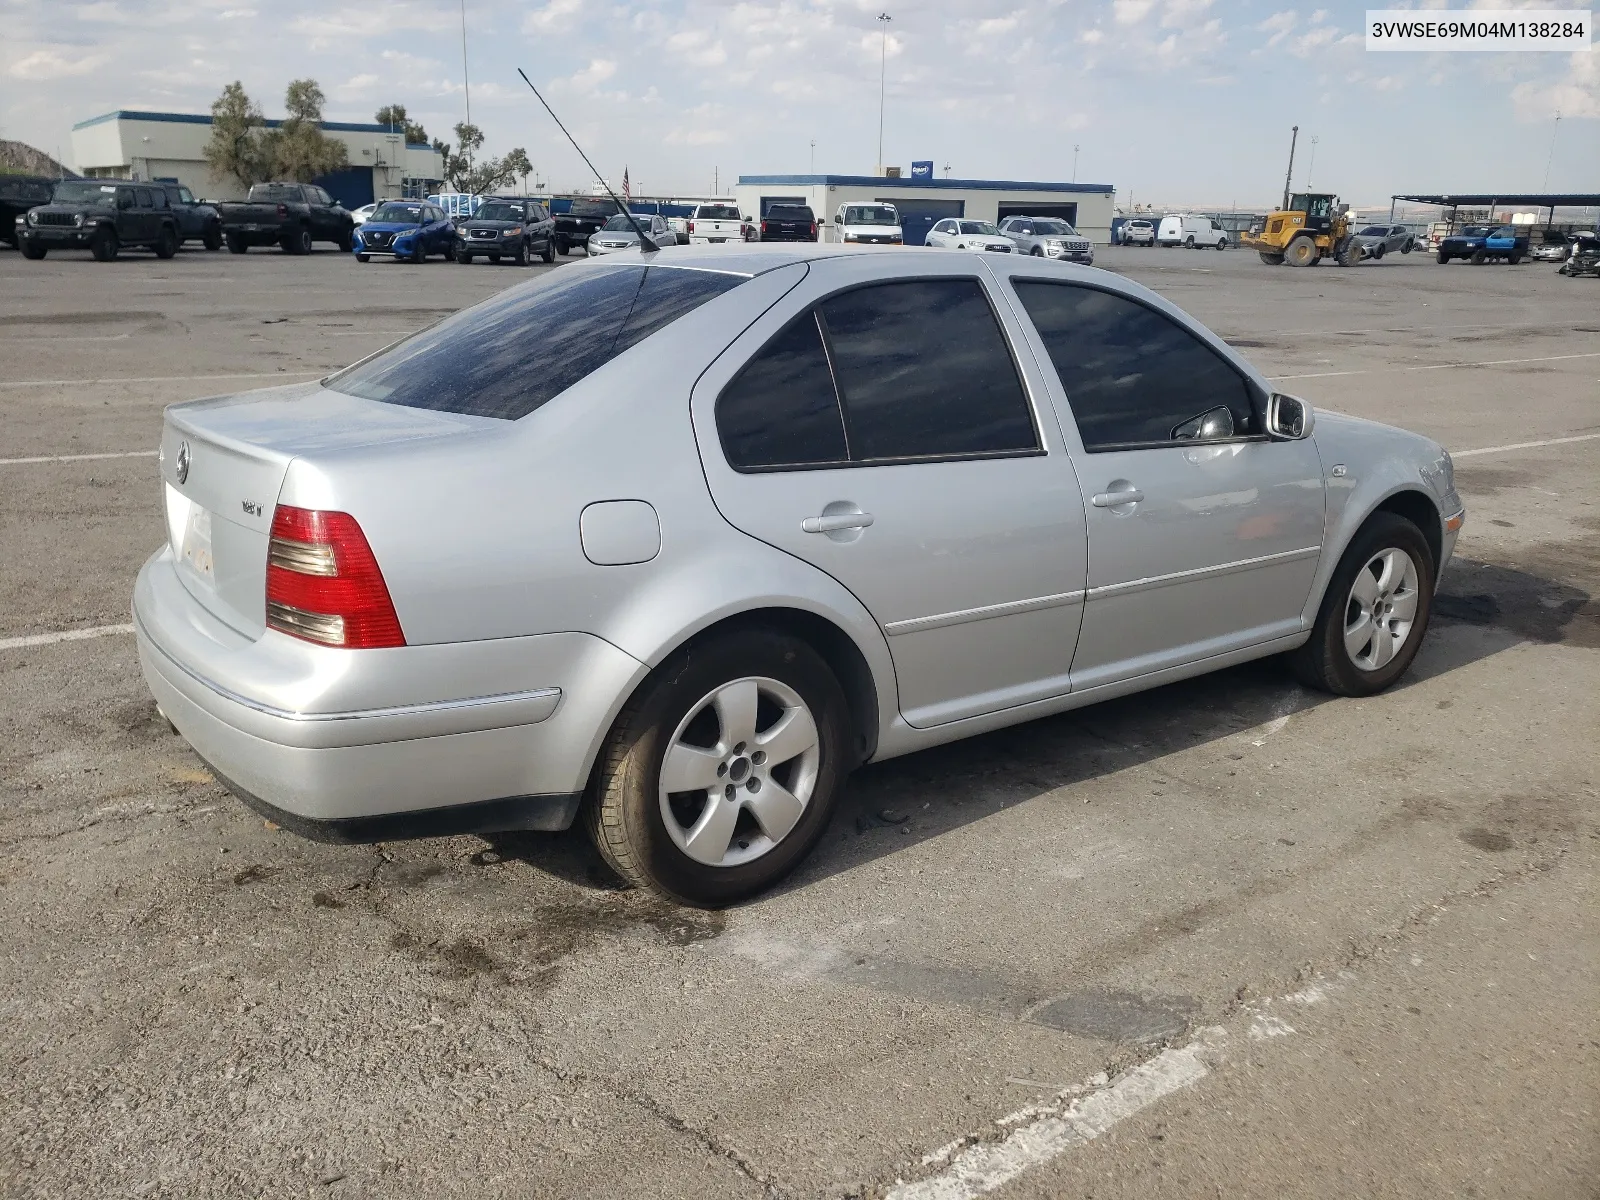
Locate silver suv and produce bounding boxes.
[134,245,1462,906]
[1000,215,1094,264]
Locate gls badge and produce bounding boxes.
[175,440,191,484]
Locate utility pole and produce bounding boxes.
[876,12,892,174]
[459,0,472,158]
[1281,125,1299,209]
[1305,134,1319,189]
[810,139,816,174]
[1542,110,1562,190]
[1072,144,1080,183]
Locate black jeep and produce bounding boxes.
[156,182,223,251]
[1,175,55,248]
[16,180,182,261]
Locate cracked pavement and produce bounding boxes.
[2,246,1597,1198]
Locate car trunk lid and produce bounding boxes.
[159,380,490,637]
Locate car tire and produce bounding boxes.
[153,226,178,259]
[541,241,555,264]
[226,233,248,254]
[1184,236,1194,248]
[1437,251,1450,264]
[1372,244,1385,261]
[1290,512,1435,698]
[1472,250,1486,265]
[1258,250,1285,265]
[283,226,312,255]
[91,229,119,262]
[411,242,428,264]
[513,244,527,265]
[203,228,223,252]
[1284,234,1318,267]
[1402,240,1413,254]
[585,628,851,907]
[355,253,370,263]
[21,242,46,260]
[1217,237,1227,250]
[1508,253,1522,266]
[456,250,472,264]
[556,238,569,256]
[1030,246,1044,257]
[337,229,353,253]
[489,253,501,263]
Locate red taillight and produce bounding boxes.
[687,219,695,233]
[810,221,817,237]
[277,203,288,218]
[265,505,405,649]
[760,221,768,234]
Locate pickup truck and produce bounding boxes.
[217,182,354,255]
[687,202,743,245]
[553,197,620,256]
[1437,225,1527,265]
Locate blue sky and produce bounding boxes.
[2,0,1595,207]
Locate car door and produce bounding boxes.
[690,254,1089,728]
[1000,270,1327,690]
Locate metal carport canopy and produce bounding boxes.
[1391,193,1600,208]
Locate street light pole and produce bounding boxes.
[1072,144,1080,183]
[459,0,472,131]
[876,12,891,174]
[1306,134,1319,189]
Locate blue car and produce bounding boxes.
[353,200,455,263]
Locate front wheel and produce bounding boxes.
[203,228,222,252]
[456,250,473,264]
[541,241,554,264]
[21,242,46,260]
[91,229,119,262]
[1402,240,1413,254]
[1372,244,1385,260]
[1472,249,1486,265]
[555,238,569,256]
[1437,251,1450,264]
[585,629,850,907]
[1285,235,1319,267]
[1290,513,1435,697]
[512,243,527,265]
[337,229,353,253]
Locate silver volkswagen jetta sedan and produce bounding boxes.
[134,245,1464,905]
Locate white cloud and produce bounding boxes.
[522,0,582,35]
[1113,0,1157,23]
[1511,51,1599,119]
[9,48,108,80]
[1258,10,1297,47]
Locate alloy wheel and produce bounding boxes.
[658,677,821,868]
[1344,547,1420,671]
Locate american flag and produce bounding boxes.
[623,166,630,201]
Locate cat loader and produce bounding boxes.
[1243,192,1361,266]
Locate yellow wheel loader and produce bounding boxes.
[1243,192,1362,267]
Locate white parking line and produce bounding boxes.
[0,450,157,466]
[1272,350,1600,381]
[0,624,135,652]
[0,371,323,389]
[1452,432,1600,459]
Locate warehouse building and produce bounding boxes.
[735,174,1116,246]
[70,110,445,207]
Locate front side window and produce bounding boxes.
[959,221,999,235]
[327,265,743,420]
[1013,281,1257,452]
[716,279,1038,470]
[179,187,196,204]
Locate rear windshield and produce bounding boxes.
[569,199,619,218]
[248,184,303,202]
[767,206,813,221]
[696,205,741,220]
[324,265,744,420]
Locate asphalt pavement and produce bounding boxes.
[1,241,1595,1199]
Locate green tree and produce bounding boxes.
[264,79,348,182]
[502,148,533,192]
[202,82,270,189]
[373,104,429,145]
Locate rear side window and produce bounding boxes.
[1013,281,1257,451]
[327,265,743,420]
[715,278,1038,470]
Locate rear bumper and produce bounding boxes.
[133,548,647,831]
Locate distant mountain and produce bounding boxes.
[0,140,78,178]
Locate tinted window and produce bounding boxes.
[250,184,303,202]
[1013,282,1257,451]
[821,279,1036,460]
[767,206,813,221]
[154,189,169,209]
[179,187,196,204]
[717,314,848,470]
[135,188,152,208]
[327,265,742,421]
[697,205,741,220]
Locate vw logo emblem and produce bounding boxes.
[175,440,191,484]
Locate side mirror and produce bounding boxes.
[832,215,840,223]
[1267,393,1314,440]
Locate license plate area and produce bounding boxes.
[166,483,215,587]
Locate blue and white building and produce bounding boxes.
[70,110,445,207]
[734,174,1116,246]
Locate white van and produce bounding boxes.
[833,202,902,245]
[1158,214,1229,249]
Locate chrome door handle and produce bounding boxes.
[802,512,875,534]
[1091,489,1145,507]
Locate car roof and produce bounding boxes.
[570,243,1037,276]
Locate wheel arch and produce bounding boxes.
[1304,483,1444,629]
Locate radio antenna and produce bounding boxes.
[517,67,659,252]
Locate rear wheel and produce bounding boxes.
[1258,250,1285,265]
[556,238,569,256]
[1185,235,1195,248]
[585,629,850,907]
[91,229,119,262]
[337,229,353,253]
[1508,253,1522,265]
[153,226,178,259]
[282,226,312,255]
[1284,235,1318,267]
[226,232,248,254]
[1290,513,1434,697]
